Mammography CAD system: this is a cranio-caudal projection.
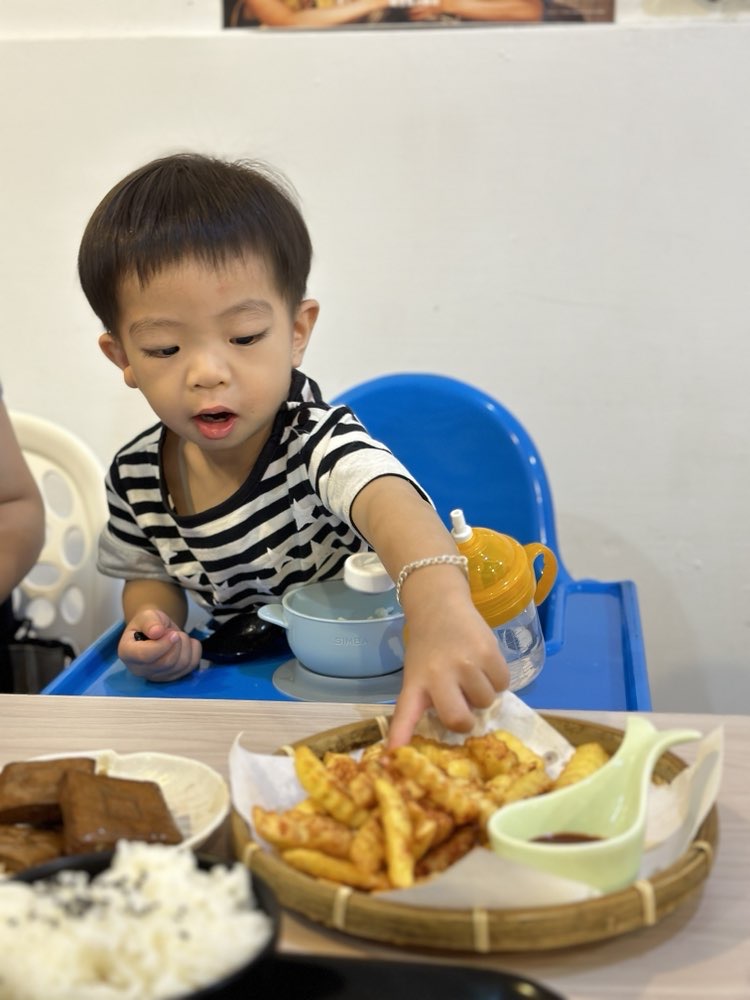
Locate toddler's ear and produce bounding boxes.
[291,298,319,367]
[99,332,138,389]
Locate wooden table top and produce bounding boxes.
[1,694,747,1000]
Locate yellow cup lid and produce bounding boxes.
[453,524,558,628]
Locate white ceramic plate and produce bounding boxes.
[28,749,230,850]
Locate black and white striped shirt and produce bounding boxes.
[98,371,426,622]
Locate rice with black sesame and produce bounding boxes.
[0,841,273,1000]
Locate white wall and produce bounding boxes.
[1,5,749,713]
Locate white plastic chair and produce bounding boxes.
[9,411,121,657]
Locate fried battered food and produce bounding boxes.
[294,745,369,828]
[410,736,483,782]
[282,848,388,890]
[256,727,609,893]
[553,742,610,789]
[348,769,377,809]
[293,796,327,815]
[407,801,456,859]
[485,772,515,804]
[253,805,353,858]
[374,776,414,888]
[502,767,553,804]
[350,813,385,874]
[393,746,480,826]
[465,734,519,780]
[360,741,386,762]
[409,806,438,860]
[418,806,456,851]
[415,825,479,879]
[322,751,359,786]
[491,730,547,773]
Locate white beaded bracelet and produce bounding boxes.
[395,554,469,604]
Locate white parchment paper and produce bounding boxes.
[229,693,722,908]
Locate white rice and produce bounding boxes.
[0,841,273,1000]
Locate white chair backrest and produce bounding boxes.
[10,411,121,655]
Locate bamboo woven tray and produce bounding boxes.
[232,713,719,953]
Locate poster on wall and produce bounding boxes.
[224,0,613,28]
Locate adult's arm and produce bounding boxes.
[0,401,45,603]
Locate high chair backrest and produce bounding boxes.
[9,411,121,656]
[333,372,562,561]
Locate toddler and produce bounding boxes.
[77,152,509,745]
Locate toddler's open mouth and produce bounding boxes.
[197,411,233,423]
[194,410,237,440]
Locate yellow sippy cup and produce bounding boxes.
[450,508,558,691]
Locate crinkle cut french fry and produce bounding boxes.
[444,756,484,782]
[502,767,553,804]
[465,734,520,780]
[252,805,353,858]
[366,754,424,803]
[256,727,610,893]
[421,806,456,850]
[374,776,415,888]
[349,812,385,875]
[348,769,377,809]
[407,801,455,859]
[485,773,514,805]
[411,813,438,860]
[323,750,359,786]
[415,825,479,878]
[360,740,386,762]
[492,730,547,772]
[282,848,388,890]
[294,745,369,828]
[410,736,483,782]
[553,742,610,789]
[293,796,327,815]
[393,746,479,825]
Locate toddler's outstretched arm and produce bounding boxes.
[351,476,510,748]
[118,579,202,682]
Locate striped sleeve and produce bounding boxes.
[96,453,173,583]
[297,405,431,525]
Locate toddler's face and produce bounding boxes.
[100,254,317,466]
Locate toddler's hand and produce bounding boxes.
[119,610,202,682]
[387,599,509,748]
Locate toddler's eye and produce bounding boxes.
[144,346,179,358]
[232,333,263,346]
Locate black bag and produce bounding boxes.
[0,597,76,694]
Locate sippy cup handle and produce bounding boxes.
[523,542,558,606]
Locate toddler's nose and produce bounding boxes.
[189,349,230,388]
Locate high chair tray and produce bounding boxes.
[43,580,651,710]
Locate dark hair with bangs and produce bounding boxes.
[78,152,313,333]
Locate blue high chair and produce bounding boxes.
[333,373,651,710]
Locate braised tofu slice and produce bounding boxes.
[0,757,96,825]
[0,824,64,873]
[59,770,182,854]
